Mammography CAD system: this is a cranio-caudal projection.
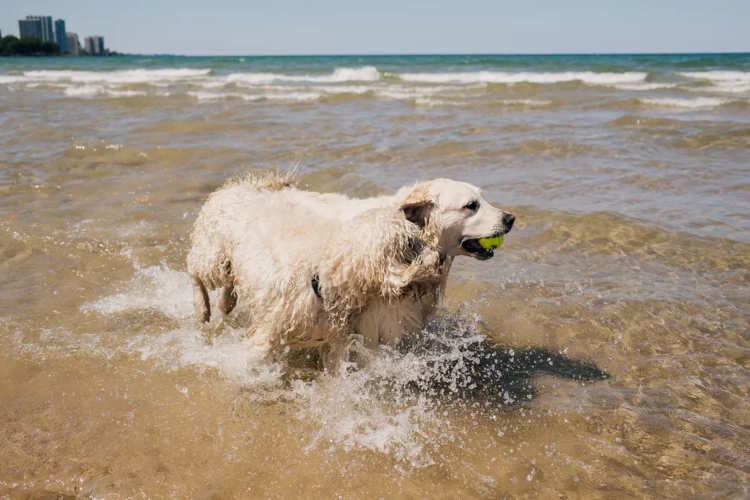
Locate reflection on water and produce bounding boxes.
[1,54,749,498]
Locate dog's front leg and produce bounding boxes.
[218,285,237,316]
[319,343,345,376]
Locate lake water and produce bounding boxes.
[1,53,749,498]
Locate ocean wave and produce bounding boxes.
[63,85,147,98]
[638,97,742,109]
[679,71,750,83]
[233,84,373,94]
[610,82,678,91]
[188,90,321,102]
[398,71,647,85]
[414,98,467,107]
[678,71,750,93]
[499,99,553,106]
[0,75,25,84]
[226,66,380,84]
[375,84,483,102]
[23,68,212,84]
[64,86,101,97]
[414,97,552,107]
[187,91,251,101]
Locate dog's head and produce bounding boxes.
[397,179,515,261]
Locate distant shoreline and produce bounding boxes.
[0,50,747,59]
[95,51,750,58]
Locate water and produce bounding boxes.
[1,54,749,498]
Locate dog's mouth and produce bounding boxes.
[461,238,495,261]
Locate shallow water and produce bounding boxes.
[1,54,749,498]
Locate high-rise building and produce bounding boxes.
[54,19,67,52]
[19,18,42,40]
[23,16,54,42]
[66,33,79,55]
[84,35,106,55]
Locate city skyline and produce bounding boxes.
[10,14,106,56]
[2,0,749,56]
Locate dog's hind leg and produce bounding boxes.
[218,284,237,316]
[191,274,211,323]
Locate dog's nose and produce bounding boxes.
[502,213,515,231]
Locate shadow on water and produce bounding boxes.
[399,335,610,405]
[285,314,609,407]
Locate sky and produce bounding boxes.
[2,0,749,56]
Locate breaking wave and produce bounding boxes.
[23,68,212,83]
[638,97,743,109]
[679,70,750,93]
[226,66,380,84]
[398,71,648,85]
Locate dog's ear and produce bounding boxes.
[399,185,434,229]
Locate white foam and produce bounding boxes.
[638,97,736,109]
[399,71,647,85]
[105,89,147,97]
[0,75,25,84]
[188,91,250,101]
[81,264,194,319]
[61,86,147,98]
[263,91,322,101]
[22,68,211,84]
[499,98,553,106]
[610,83,678,91]
[64,86,102,97]
[375,84,478,101]
[319,66,380,83]
[315,85,372,94]
[679,71,750,93]
[224,72,280,85]
[293,369,442,467]
[226,66,380,85]
[415,97,552,107]
[194,80,230,89]
[414,98,465,107]
[188,90,320,102]
[679,70,750,83]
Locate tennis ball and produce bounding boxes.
[478,235,504,250]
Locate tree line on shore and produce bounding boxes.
[0,36,121,56]
[1,36,60,56]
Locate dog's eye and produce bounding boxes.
[463,201,479,211]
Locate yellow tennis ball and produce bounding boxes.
[478,235,504,250]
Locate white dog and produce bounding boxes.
[188,175,515,372]
[276,175,515,349]
[187,173,443,372]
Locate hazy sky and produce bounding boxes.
[2,0,748,55]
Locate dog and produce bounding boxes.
[187,172,443,373]
[257,174,516,349]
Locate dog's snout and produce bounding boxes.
[502,213,515,232]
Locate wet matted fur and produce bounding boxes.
[225,171,515,349]
[187,172,442,372]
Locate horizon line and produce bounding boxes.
[122,51,750,58]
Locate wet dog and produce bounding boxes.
[240,172,515,349]
[187,173,442,373]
